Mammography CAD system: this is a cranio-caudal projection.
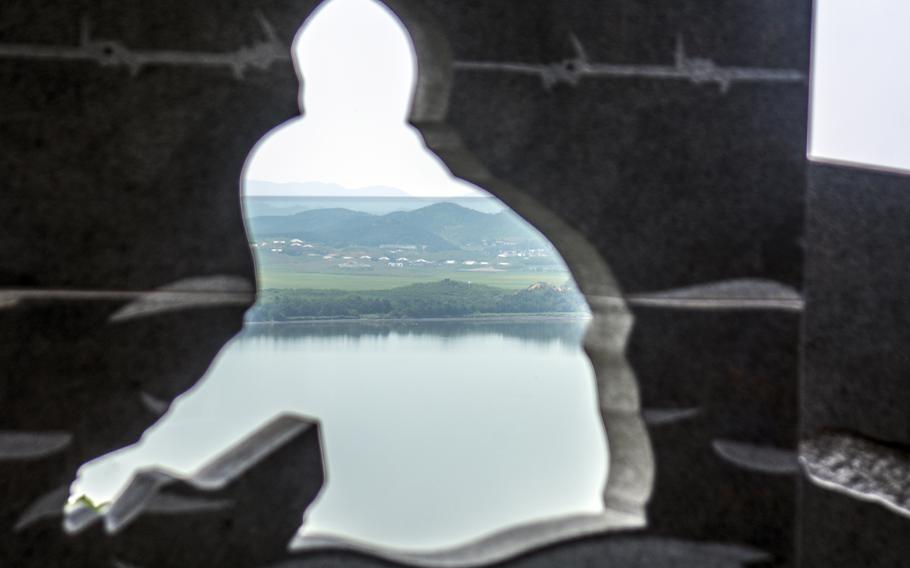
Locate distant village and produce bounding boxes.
[250,238,566,273]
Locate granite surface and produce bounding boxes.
[3,1,882,567]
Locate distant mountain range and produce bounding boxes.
[242,195,504,217]
[245,181,414,197]
[246,202,540,250]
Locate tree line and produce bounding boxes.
[246,279,585,321]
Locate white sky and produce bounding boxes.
[243,0,483,197]
[809,0,910,173]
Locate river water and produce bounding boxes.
[74,318,608,551]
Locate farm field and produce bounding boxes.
[257,268,571,291]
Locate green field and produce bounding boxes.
[257,269,571,291]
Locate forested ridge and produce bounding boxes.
[246,202,538,250]
[246,279,585,321]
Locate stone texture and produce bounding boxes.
[629,308,800,563]
[801,431,910,519]
[417,2,810,559]
[800,163,910,567]
[0,0,819,566]
[111,426,325,568]
[0,300,246,567]
[801,482,909,568]
[275,535,774,568]
[430,0,810,293]
[803,164,910,441]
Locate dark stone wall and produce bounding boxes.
[433,0,809,291]
[432,1,809,566]
[803,164,910,440]
[1,2,318,566]
[800,163,910,568]
[8,1,906,568]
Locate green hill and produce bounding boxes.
[246,202,539,251]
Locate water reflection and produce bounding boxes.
[74,319,607,551]
[243,317,591,346]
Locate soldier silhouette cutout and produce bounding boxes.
[72,0,611,560]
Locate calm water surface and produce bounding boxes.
[76,319,608,550]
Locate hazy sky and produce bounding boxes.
[809,0,910,174]
[243,0,483,197]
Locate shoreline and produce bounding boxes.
[245,313,592,326]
